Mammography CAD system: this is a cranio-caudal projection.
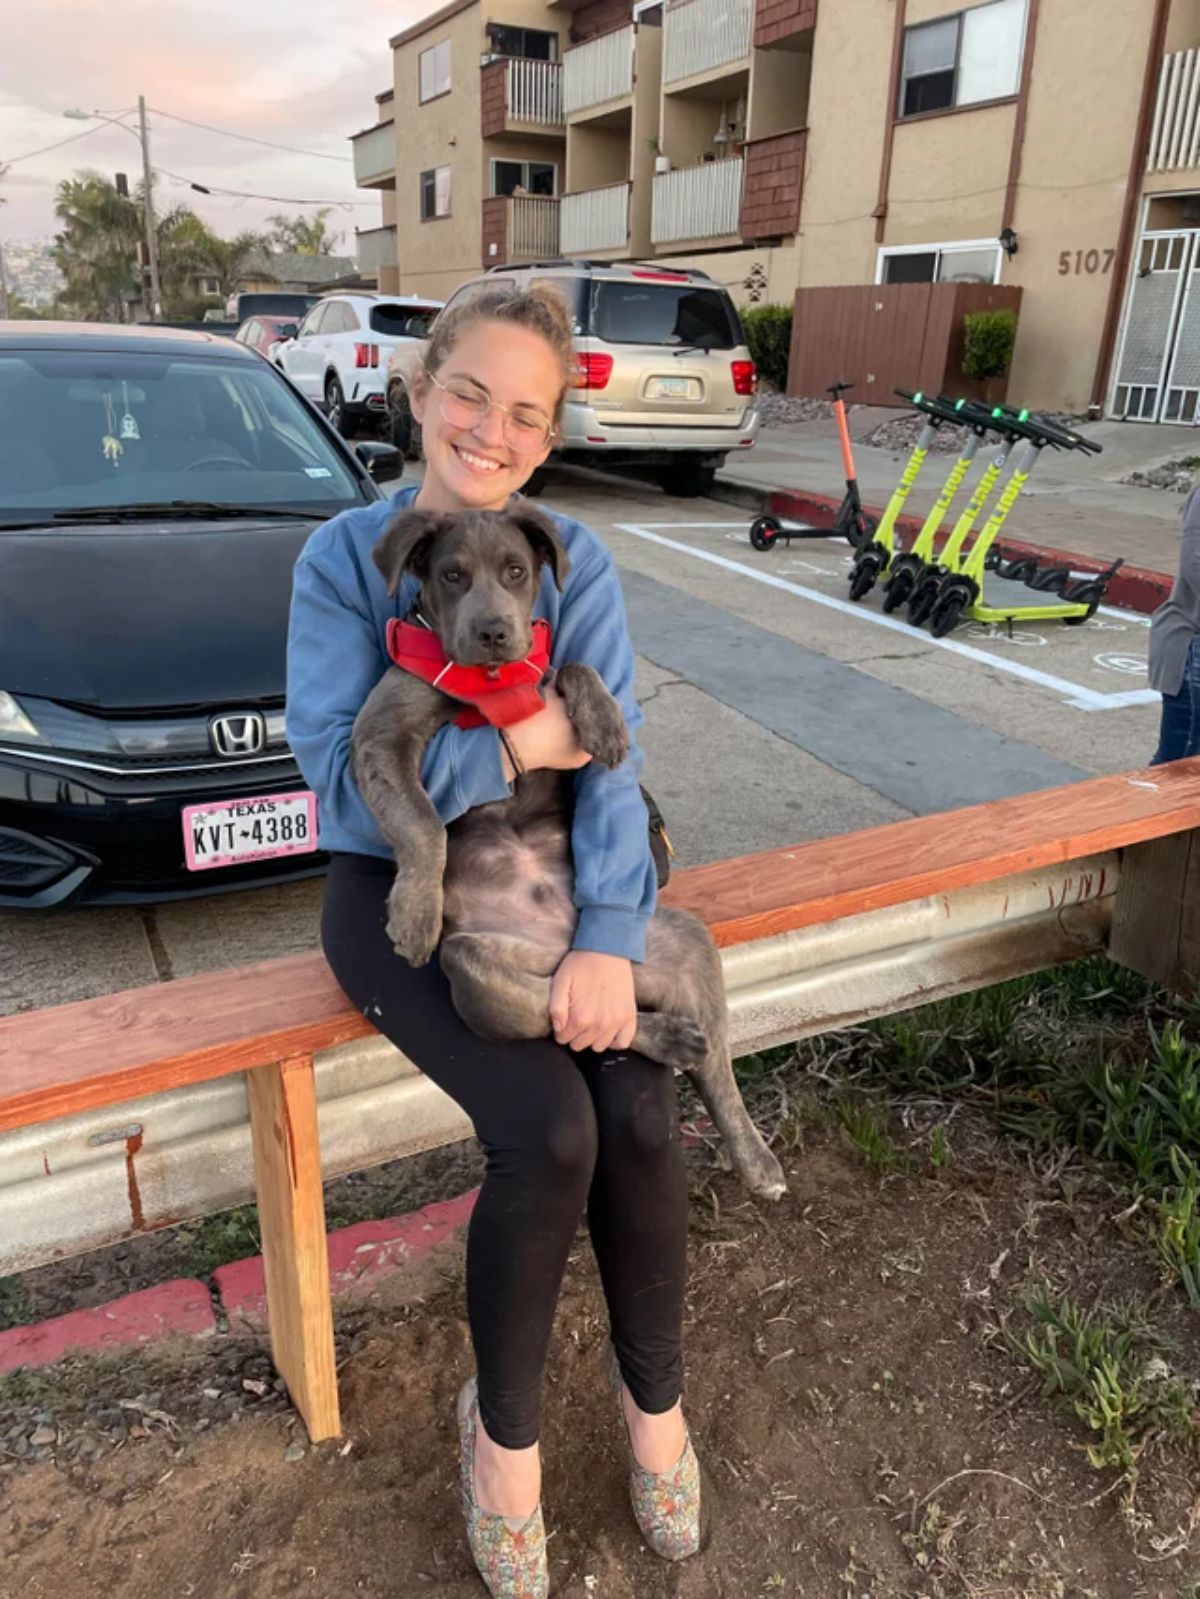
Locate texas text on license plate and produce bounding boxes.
[182,790,318,871]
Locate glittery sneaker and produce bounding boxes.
[456,1378,549,1599]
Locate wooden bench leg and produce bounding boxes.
[1110,830,1200,992]
[246,1053,340,1442]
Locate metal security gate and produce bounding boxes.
[1111,229,1200,423]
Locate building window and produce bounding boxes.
[419,39,452,102]
[420,166,452,220]
[200,276,220,296]
[899,0,1027,119]
[877,241,1002,285]
[487,24,558,60]
[491,160,558,197]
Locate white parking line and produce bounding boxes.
[615,521,1158,714]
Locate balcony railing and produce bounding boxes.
[1148,48,1200,173]
[663,0,751,85]
[506,57,564,126]
[351,121,396,187]
[651,156,743,245]
[564,25,635,115]
[561,182,630,253]
[355,225,398,274]
[509,194,561,257]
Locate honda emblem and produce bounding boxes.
[210,712,266,759]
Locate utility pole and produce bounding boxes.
[137,96,162,321]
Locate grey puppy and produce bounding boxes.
[350,505,785,1202]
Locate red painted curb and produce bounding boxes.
[761,487,1172,617]
[214,1188,480,1324]
[0,1279,216,1374]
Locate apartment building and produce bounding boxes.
[352,0,1200,417]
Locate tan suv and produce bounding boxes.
[385,259,760,498]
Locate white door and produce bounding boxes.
[1110,231,1199,423]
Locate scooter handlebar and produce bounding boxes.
[826,381,855,398]
[894,388,969,427]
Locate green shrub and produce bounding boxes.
[742,303,793,391]
[962,308,1017,382]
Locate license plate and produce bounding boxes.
[648,376,701,400]
[183,790,318,872]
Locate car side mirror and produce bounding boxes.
[355,440,403,483]
[279,325,298,341]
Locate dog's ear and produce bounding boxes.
[371,509,447,595]
[510,505,570,590]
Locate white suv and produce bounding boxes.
[276,292,442,438]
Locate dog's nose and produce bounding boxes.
[475,619,511,651]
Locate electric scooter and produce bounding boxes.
[846,390,964,601]
[749,381,876,552]
[923,409,1110,638]
[879,395,995,614]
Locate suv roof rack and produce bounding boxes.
[490,258,715,281]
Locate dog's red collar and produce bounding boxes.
[386,617,552,729]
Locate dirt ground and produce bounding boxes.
[2,1118,1197,1599]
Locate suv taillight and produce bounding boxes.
[573,352,613,391]
[354,343,380,369]
[731,359,757,396]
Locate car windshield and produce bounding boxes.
[589,281,739,348]
[370,304,440,338]
[0,348,367,526]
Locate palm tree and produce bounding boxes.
[266,208,342,256]
[52,171,143,321]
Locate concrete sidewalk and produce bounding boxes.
[719,411,1194,582]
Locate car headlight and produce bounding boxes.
[0,691,42,742]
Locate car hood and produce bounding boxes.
[0,517,320,710]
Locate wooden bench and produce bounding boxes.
[3,759,1199,1444]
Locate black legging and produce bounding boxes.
[321,851,689,1450]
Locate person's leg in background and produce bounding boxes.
[1153,636,1200,765]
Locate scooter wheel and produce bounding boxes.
[881,568,916,613]
[908,582,939,627]
[929,591,968,639]
[848,554,881,601]
[1027,564,1072,594]
[1062,580,1103,624]
[750,515,781,552]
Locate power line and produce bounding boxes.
[154,164,374,209]
[147,107,352,164]
[2,121,121,165]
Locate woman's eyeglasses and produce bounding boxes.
[425,370,553,454]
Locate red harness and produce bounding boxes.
[386,617,552,729]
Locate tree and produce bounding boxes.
[266,208,341,256]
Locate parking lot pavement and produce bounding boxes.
[0,467,1163,1016]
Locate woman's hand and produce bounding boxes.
[502,685,591,778]
[549,950,637,1053]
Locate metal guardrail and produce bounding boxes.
[1148,49,1200,173]
[564,25,635,115]
[0,855,1115,1274]
[663,0,751,84]
[351,121,396,187]
[651,156,743,244]
[507,57,564,126]
[561,183,630,253]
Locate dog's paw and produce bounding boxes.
[637,1011,710,1068]
[585,719,630,771]
[556,664,629,770]
[386,884,443,968]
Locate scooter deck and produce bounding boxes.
[971,570,1090,623]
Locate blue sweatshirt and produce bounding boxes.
[285,483,656,962]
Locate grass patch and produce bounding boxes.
[0,1274,35,1333]
[177,1205,261,1279]
[1009,1286,1199,1477]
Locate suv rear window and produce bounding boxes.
[589,282,739,349]
[370,304,440,338]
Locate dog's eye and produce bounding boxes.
[505,564,526,583]
[443,568,463,585]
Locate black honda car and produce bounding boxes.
[0,322,399,908]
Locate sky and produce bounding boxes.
[0,0,427,251]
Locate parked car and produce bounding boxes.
[385,261,759,497]
[223,291,322,324]
[275,292,443,438]
[234,313,302,365]
[0,321,401,909]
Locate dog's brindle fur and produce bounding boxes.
[350,506,785,1201]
